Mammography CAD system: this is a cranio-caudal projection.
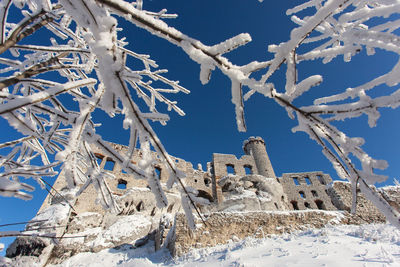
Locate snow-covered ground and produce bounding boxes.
[26,223,398,266]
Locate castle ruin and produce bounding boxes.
[5,137,400,264]
[37,137,337,216]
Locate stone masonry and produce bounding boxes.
[280,172,335,211]
[38,137,338,215]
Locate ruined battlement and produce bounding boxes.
[39,137,341,216]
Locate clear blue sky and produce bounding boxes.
[1,0,400,255]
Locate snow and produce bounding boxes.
[43,223,400,267]
[208,33,252,56]
[61,214,152,249]
[35,203,70,225]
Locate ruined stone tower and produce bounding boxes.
[243,137,276,178]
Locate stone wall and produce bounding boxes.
[280,172,336,211]
[379,186,400,213]
[170,210,347,256]
[38,141,214,215]
[211,153,257,203]
[327,181,386,223]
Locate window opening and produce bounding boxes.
[155,166,162,179]
[197,190,214,202]
[244,165,252,175]
[136,201,144,211]
[317,175,325,185]
[315,200,326,210]
[104,158,115,171]
[311,190,318,197]
[226,164,235,174]
[291,201,299,210]
[304,176,312,185]
[299,191,306,198]
[204,177,211,187]
[304,202,311,209]
[293,177,300,186]
[95,153,104,166]
[117,179,127,190]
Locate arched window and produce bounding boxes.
[304,202,311,209]
[299,191,306,199]
[204,177,211,187]
[315,199,326,210]
[136,201,144,211]
[117,179,127,190]
[311,190,318,197]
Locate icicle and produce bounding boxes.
[199,63,213,85]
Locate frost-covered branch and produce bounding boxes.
[0,0,209,227]
[96,0,400,226]
[1,0,399,229]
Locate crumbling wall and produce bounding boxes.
[211,153,257,203]
[212,154,257,178]
[280,172,336,211]
[39,141,213,215]
[327,181,386,223]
